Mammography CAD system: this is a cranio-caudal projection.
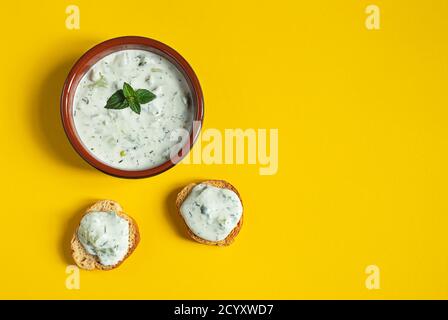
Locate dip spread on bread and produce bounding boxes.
[77,211,129,266]
[180,183,243,241]
[73,49,193,170]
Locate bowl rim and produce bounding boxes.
[60,36,204,178]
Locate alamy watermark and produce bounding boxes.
[169,122,279,176]
[365,4,380,30]
[365,264,380,290]
[65,5,80,30]
[65,265,80,290]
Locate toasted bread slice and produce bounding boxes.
[176,180,243,246]
[70,200,140,270]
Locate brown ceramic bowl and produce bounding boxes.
[61,36,204,178]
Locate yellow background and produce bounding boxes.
[0,0,447,299]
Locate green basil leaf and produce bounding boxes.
[104,83,156,115]
[122,82,136,100]
[105,90,128,109]
[135,89,156,104]
[105,100,129,110]
[119,99,129,109]
[128,98,141,114]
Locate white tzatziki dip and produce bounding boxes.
[73,49,193,170]
[77,211,129,266]
[180,184,243,242]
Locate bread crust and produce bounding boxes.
[176,180,243,246]
[70,200,140,270]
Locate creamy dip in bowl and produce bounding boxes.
[61,37,204,178]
